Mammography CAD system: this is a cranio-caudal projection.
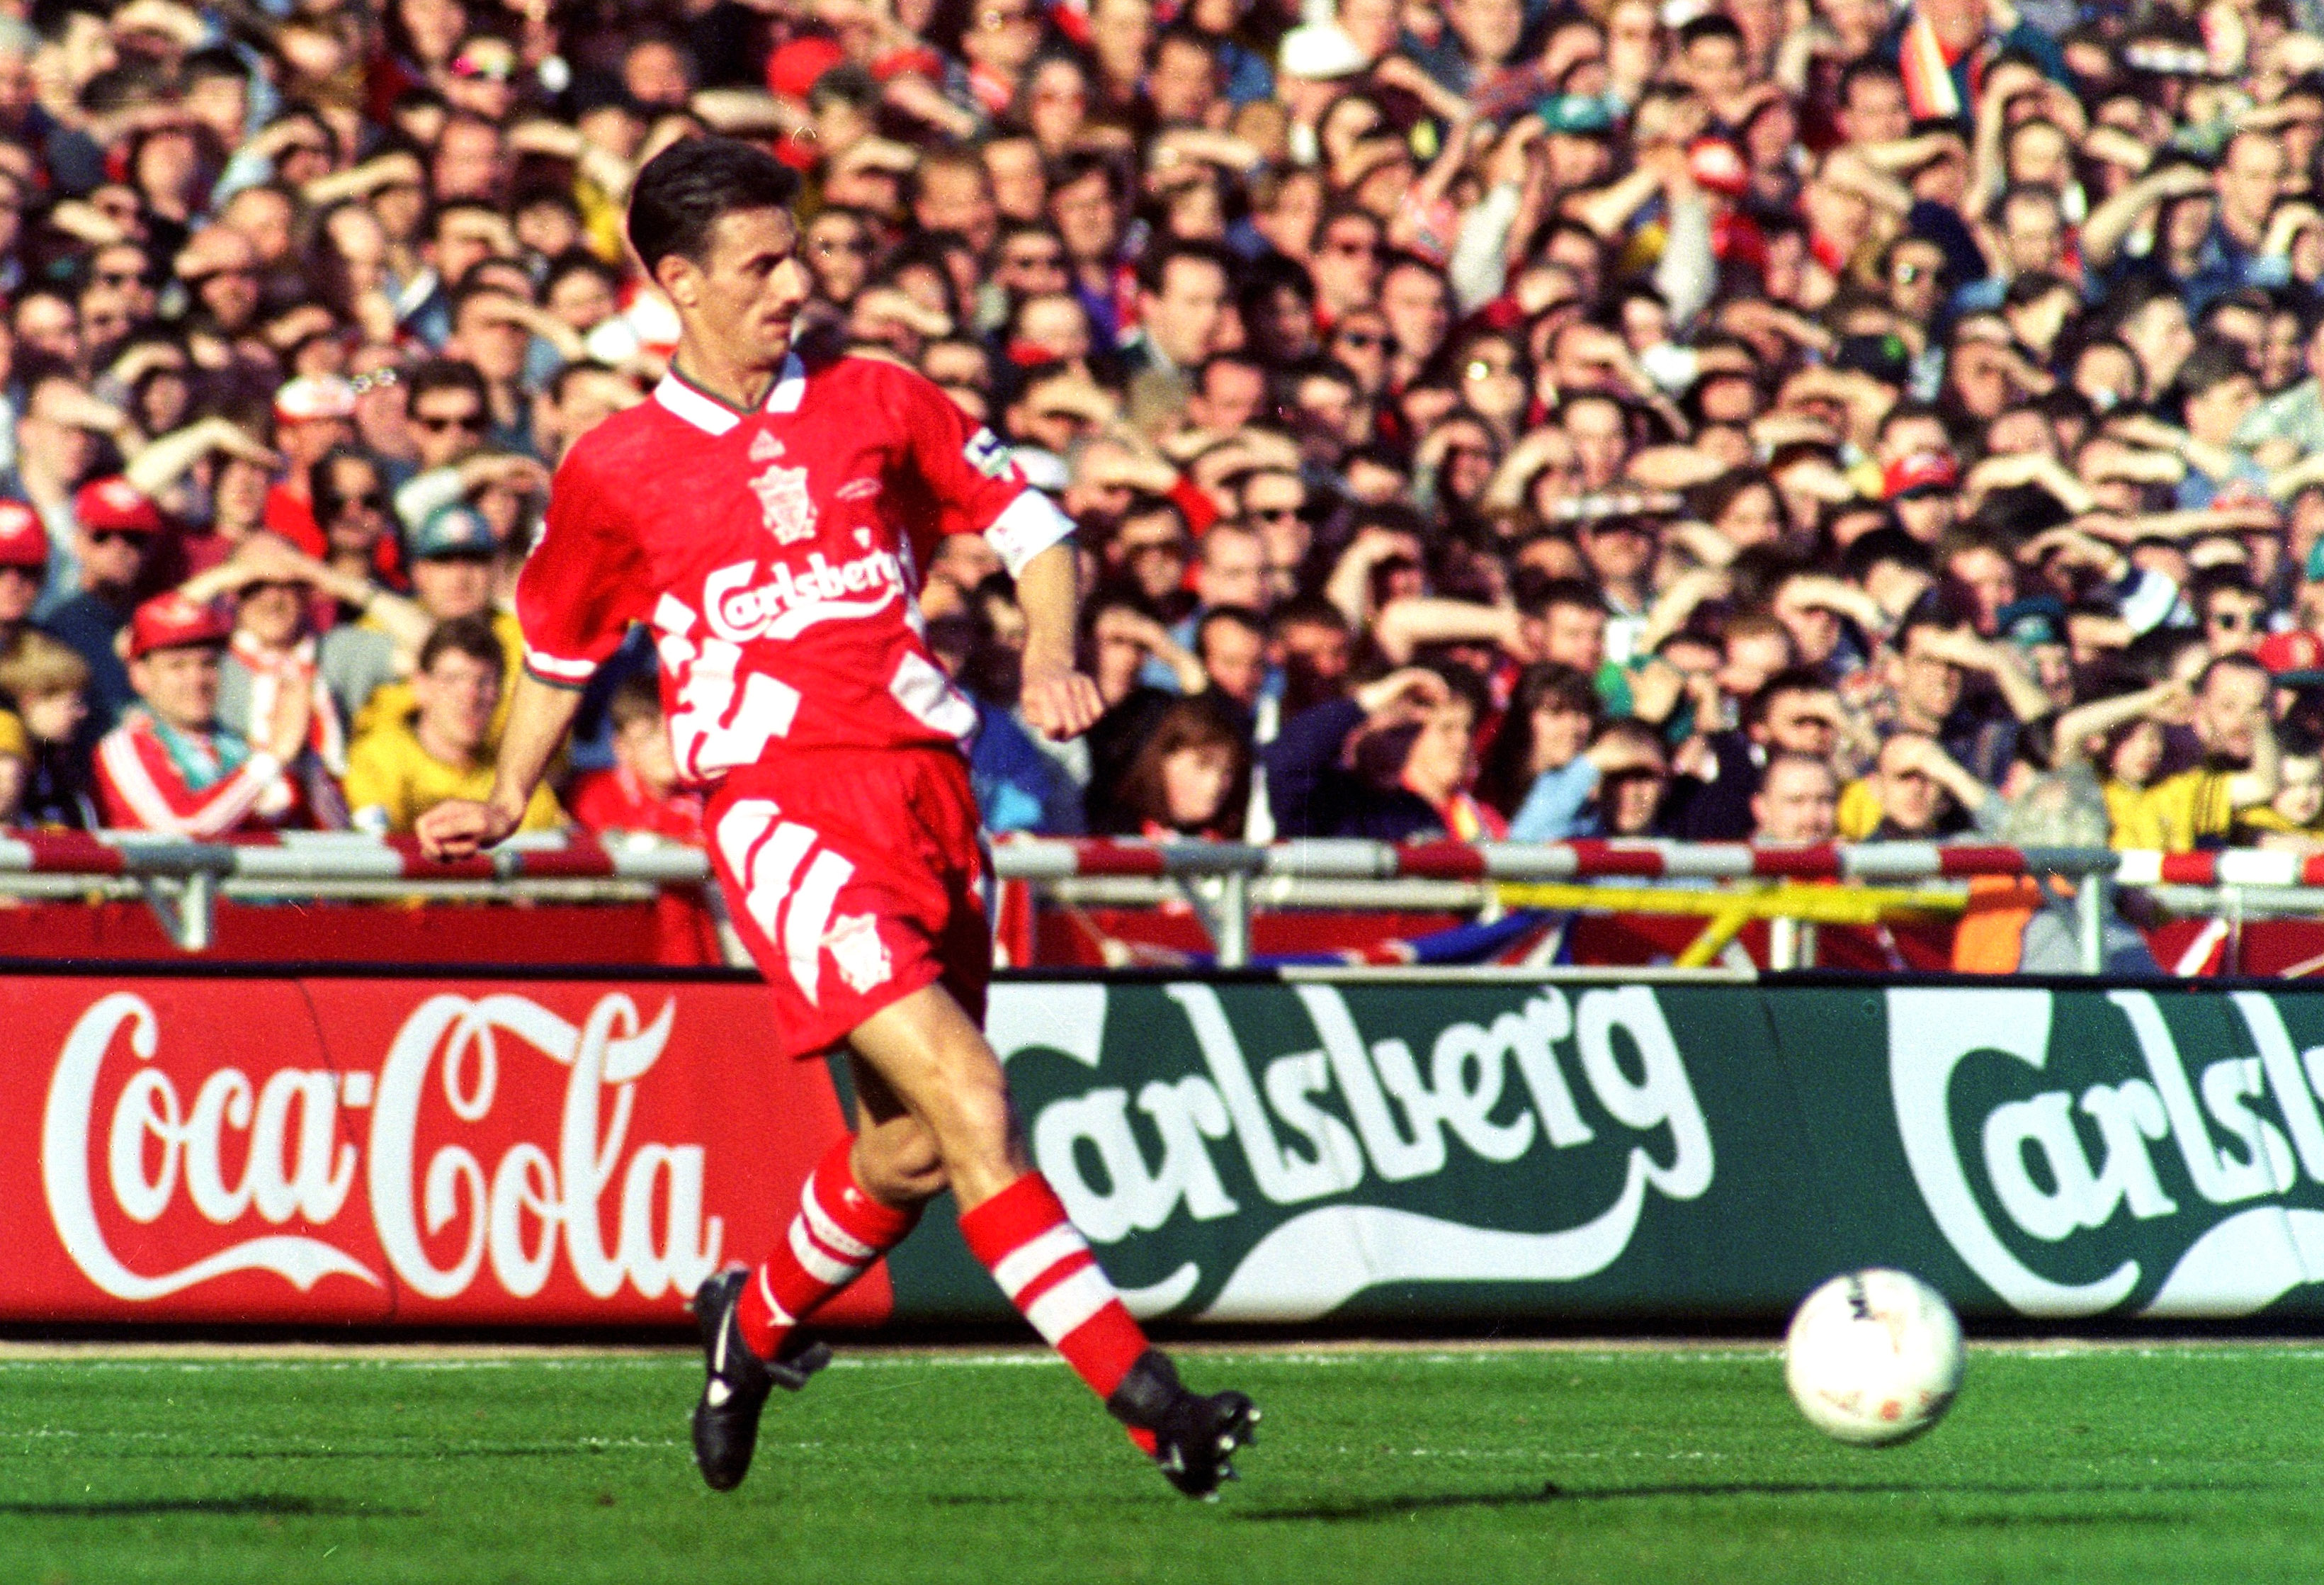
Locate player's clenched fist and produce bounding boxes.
[1020,662,1104,740]
[416,796,521,861]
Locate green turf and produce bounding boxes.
[0,1343,2320,1584]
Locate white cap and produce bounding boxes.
[1279,23,1368,80]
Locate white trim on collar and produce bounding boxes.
[653,372,740,436]
[653,352,808,432]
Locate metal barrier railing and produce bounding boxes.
[0,832,2158,969]
[989,837,2126,971]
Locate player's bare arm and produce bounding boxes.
[1015,539,1104,740]
[414,671,583,860]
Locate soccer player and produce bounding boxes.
[415,137,1257,1499]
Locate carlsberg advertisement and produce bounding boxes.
[875,976,2324,1324]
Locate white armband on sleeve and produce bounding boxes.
[983,489,1077,578]
[523,645,599,686]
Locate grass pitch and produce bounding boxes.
[0,1341,2318,1584]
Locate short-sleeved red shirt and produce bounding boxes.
[516,349,1074,784]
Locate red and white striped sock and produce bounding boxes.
[958,1173,1155,1448]
[735,1134,917,1360]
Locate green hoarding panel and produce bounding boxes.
[878,978,2324,1326]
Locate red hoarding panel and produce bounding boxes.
[4,975,888,1329]
[0,897,727,966]
[11,976,392,1324]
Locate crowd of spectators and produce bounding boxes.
[8,0,2324,857]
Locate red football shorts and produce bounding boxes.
[705,746,990,1061]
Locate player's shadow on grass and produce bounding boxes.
[0,1494,414,1519]
[1242,1479,2260,1523]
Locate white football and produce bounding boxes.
[1784,1268,1964,1447]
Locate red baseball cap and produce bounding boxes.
[1882,451,1961,500]
[766,36,844,100]
[1687,138,1750,196]
[74,476,166,536]
[2257,629,2324,676]
[0,500,46,570]
[125,591,232,659]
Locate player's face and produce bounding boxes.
[670,208,812,373]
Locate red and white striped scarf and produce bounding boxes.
[1898,10,1964,121]
[232,630,346,777]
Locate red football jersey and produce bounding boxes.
[517,351,1074,783]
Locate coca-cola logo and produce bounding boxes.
[41,991,724,1305]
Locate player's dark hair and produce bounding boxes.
[626,136,802,276]
[419,614,506,677]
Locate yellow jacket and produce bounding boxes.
[345,714,564,835]
[2107,770,2233,853]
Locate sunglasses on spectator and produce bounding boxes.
[339,490,390,513]
[350,370,399,395]
[414,411,487,433]
[86,529,144,547]
[1121,535,1187,557]
[1249,504,1304,522]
